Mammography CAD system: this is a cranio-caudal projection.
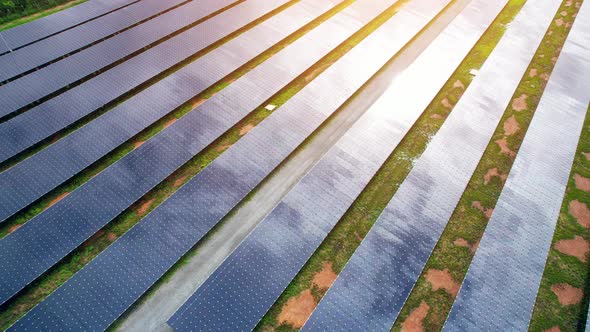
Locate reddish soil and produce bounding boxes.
[137,198,156,216]
[354,231,363,241]
[401,301,429,332]
[544,326,561,332]
[540,72,550,81]
[173,175,188,188]
[529,68,538,77]
[8,224,22,234]
[107,232,117,241]
[512,94,528,111]
[453,80,465,90]
[441,97,453,109]
[454,237,479,254]
[47,192,70,209]
[503,115,520,136]
[550,283,583,305]
[555,236,589,262]
[163,118,177,129]
[561,10,568,16]
[312,262,337,290]
[472,201,494,219]
[134,140,145,149]
[425,269,460,296]
[277,289,316,328]
[568,200,590,228]
[430,114,445,120]
[495,138,516,157]
[191,98,206,109]
[83,230,105,247]
[239,123,255,136]
[583,152,590,160]
[555,18,564,26]
[573,174,590,192]
[215,142,232,152]
[484,167,507,185]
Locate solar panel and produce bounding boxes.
[0,0,239,117]
[167,0,508,329]
[444,3,590,329]
[9,0,441,329]
[0,0,137,52]
[0,0,379,307]
[302,1,562,330]
[0,0,186,82]
[0,0,295,223]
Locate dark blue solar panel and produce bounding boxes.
[0,0,368,307]
[444,3,590,329]
[0,0,185,82]
[302,0,561,330]
[0,0,294,223]
[9,0,436,328]
[0,0,137,52]
[0,0,238,118]
[168,0,511,329]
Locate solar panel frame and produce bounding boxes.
[0,0,239,117]
[0,0,364,306]
[301,0,562,330]
[10,0,442,328]
[0,0,295,223]
[167,0,507,329]
[444,2,590,329]
[0,0,186,82]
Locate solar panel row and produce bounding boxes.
[0,0,186,82]
[168,0,505,329]
[0,0,137,52]
[0,0,294,223]
[0,0,239,117]
[0,0,380,308]
[302,0,561,330]
[445,2,590,329]
[9,0,441,328]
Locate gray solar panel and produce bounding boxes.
[167,0,506,329]
[0,0,294,223]
[444,2,590,329]
[0,0,239,117]
[0,0,137,52]
[302,0,561,330]
[9,0,437,329]
[0,0,377,307]
[0,0,185,82]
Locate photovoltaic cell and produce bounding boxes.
[0,0,380,307]
[444,2,590,329]
[168,0,505,329]
[0,0,185,82]
[10,0,439,328]
[0,0,294,223]
[0,0,239,117]
[0,0,137,52]
[302,0,561,330]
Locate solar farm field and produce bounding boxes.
[0,0,588,331]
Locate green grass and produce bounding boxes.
[0,0,86,31]
[391,0,581,330]
[528,104,590,331]
[256,1,531,330]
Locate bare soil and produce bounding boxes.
[47,192,70,209]
[495,138,516,157]
[453,80,465,90]
[137,198,156,216]
[239,123,255,136]
[277,289,316,328]
[425,269,460,296]
[312,262,337,290]
[573,174,590,192]
[503,115,520,136]
[568,200,590,228]
[472,201,494,219]
[554,235,589,262]
[511,94,528,111]
[441,97,453,109]
[550,283,583,305]
[401,301,429,332]
[484,167,507,185]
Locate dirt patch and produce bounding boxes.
[503,115,520,136]
[544,326,561,332]
[401,301,429,332]
[550,283,583,305]
[583,152,590,160]
[163,118,177,129]
[529,68,538,77]
[441,97,453,109]
[8,224,22,234]
[512,94,528,111]
[239,123,255,136]
[454,237,479,254]
[425,269,460,296]
[277,289,317,328]
[107,232,117,241]
[560,10,568,16]
[134,140,145,149]
[173,175,188,188]
[540,72,550,81]
[312,262,337,290]
[453,80,465,90]
[354,231,363,241]
[568,200,590,228]
[215,142,232,152]
[430,114,445,120]
[573,174,590,192]
[555,236,589,262]
[137,198,156,216]
[83,230,105,247]
[495,138,516,157]
[555,18,564,26]
[484,167,507,185]
[47,192,70,209]
[472,201,494,219]
[191,98,207,109]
